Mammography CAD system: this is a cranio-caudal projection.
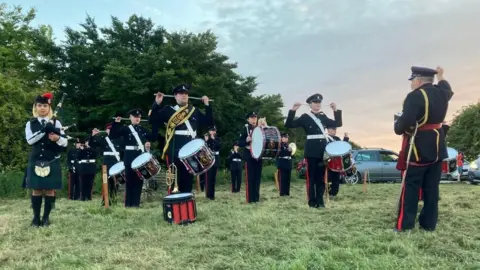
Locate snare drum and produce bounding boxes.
[162,192,197,225]
[250,126,281,160]
[109,162,126,185]
[324,141,353,172]
[131,152,161,181]
[442,147,458,174]
[178,139,215,176]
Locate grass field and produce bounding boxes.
[1,180,480,270]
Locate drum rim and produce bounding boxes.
[250,126,281,160]
[325,141,352,156]
[131,152,154,169]
[178,138,206,159]
[163,193,194,200]
[190,159,215,176]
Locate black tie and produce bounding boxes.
[41,119,46,126]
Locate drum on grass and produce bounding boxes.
[178,139,215,176]
[442,147,458,174]
[131,152,161,181]
[324,141,353,172]
[250,126,281,160]
[109,161,126,185]
[162,192,197,225]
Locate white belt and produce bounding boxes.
[175,130,197,137]
[214,151,219,155]
[232,158,241,162]
[104,152,116,156]
[125,146,141,150]
[279,157,291,160]
[307,134,325,140]
[79,159,95,163]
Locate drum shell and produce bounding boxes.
[324,141,353,172]
[131,153,161,181]
[162,194,197,225]
[179,140,215,176]
[250,126,281,160]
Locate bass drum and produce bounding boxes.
[250,126,281,160]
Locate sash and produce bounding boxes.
[128,125,145,153]
[161,105,196,159]
[306,112,334,142]
[105,137,120,161]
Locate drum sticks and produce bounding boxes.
[152,94,214,102]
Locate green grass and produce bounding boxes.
[1,178,480,269]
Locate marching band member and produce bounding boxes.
[150,84,213,194]
[67,138,82,200]
[326,126,350,199]
[285,94,342,208]
[394,66,453,232]
[78,137,98,201]
[90,122,124,205]
[204,126,221,200]
[227,142,242,193]
[276,133,293,196]
[110,110,153,207]
[25,92,68,227]
[238,111,264,203]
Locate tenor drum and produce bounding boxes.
[131,152,161,181]
[442,147,458,174]
[109,162,126,185]
[178,139,215,176]
[250,126,281,160]
[324,141,353,172]
[162,192,197,225]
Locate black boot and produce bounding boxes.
[31,195,42,227]
[42,196,55,226]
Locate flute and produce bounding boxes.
[111,117,148,122]
[153,94,214,102]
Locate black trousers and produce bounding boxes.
[199,173,206,192]
[231,169,242,192]
[396,161,442,231]
[245,158,262,203]
[80,173,95,201]
[328,170,341,196]
[68,172,81,200]
[124,167,143,207]
[167,155,193,194]
[205,166,218,200]
[305,158,326,207]
[278,168,291,196]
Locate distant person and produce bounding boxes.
[394,66,453,232]
[325,126,350,200]
[457,151,464,182]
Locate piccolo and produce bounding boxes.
[152,94,214,102]
[111,117,148,122]
[61,124,76,131]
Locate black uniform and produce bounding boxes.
[276,134,293,196]
[227,144,242,193]
[394,66,453,232]
[110,110,153,207]
[89,124,124,206]
[67,144,81,200]
[149,84,214,194]
[238,112,263,203]
[284,94,342,207]
[204,127,221,200]
[326,132,350,198]
[25,93,68,227]
[78,138,98,201]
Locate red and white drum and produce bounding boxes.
[250,126,281,160]
[324,141,353,172]
[162,193,197,225]
[178,139,215,176]
[442,147,458,174]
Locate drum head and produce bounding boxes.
[131,152,152,168]
[447,147,458,160]
[164,192,193,201]
[251,127,265,159]
[325,141,352,156]
[109,162,125,175]
[179,139,205,158]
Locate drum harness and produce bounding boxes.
[104,136,121,162]
[306,112,335,143]
[128,125,146,153]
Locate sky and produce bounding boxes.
[7,0,480,150]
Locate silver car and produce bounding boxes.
[468,156,480,185]
[348,148,401,183]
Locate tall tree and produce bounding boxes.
[445,102,480,160]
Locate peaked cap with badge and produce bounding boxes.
[408,66,437,81]
[306,93,323,103]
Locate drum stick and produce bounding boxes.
[111,117,148,122]
[153,94,214,102]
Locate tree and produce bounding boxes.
[445,102,480,160]
[0,4,59,169]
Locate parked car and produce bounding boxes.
[468,156,480,185]
[441,162,469,181]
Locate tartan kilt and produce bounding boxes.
[26,158,63,190]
